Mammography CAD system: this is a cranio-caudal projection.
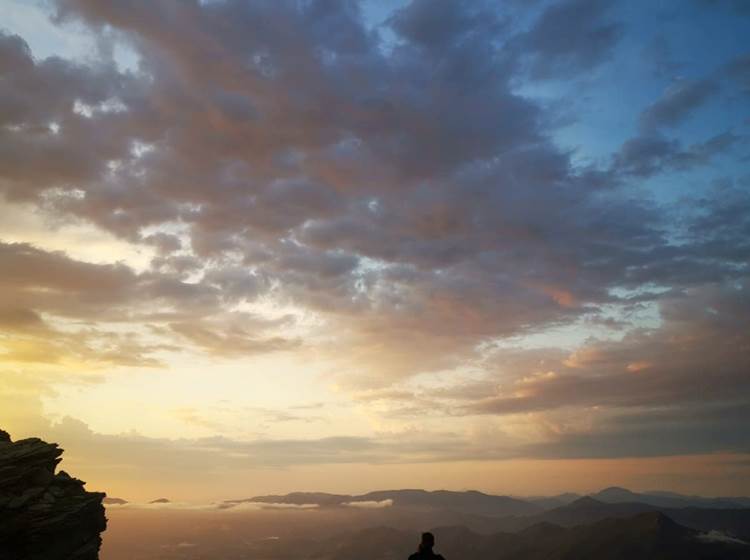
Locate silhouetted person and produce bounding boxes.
[409,532,445,560]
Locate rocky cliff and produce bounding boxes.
[0,429,107,560]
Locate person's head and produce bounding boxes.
[419,532,435,552]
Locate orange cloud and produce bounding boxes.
[626,361,652,373]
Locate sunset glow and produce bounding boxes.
[1,0,749,505]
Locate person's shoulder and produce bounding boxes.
[408,554,420,560]
[434,554,446,560]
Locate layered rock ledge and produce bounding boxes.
[0,429,106,560]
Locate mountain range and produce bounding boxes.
[240,489,541,516]
[495,495,750,541]
[239,486,750,513]
[232,512,748,560]
[99,487,750,559]
[230,487,750,543]
[590,486,750,509]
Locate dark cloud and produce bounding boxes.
[349,279,750,458]
[463,281,750,416]
[0,307,45,330]
[727,53,750,95]
[33,0,626,379]
[688,181,750,260]
[612,130,739,177]
[0,31,144,201]
[142,232,182,255]
[642,35,683,79]
[0,241,139,310]
[0,9,739,300]
[640,79,719,129]
[388,0,506,50]
[0,0,745,383]
[524,402,750,459]
[519,0,623,80]
[695,0,750,16]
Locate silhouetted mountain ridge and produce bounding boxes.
[496,495,750,541]
[243,488,541,516]
[592,486,750,509]
[235,486,750,524]
[525,492,581,510]
[256,512,748,560]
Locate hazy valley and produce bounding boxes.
[101,488,750,559]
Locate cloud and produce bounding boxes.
[344,499,393,508]
[0,0,628,382]
[523,402,750,459]
[387,0,506,50]
[22,417,470,468]
[612,130,739,177]
[695,0,750,16]
[347,277,750,459]
[142,232,182,255]
[698,531,748,545]
[0,1,745,390]
[642,35,683,79]
[462,281,750,416]
[640,79,719,129]
[235,502,319,511]
[0,241,296,364]
[0,2,746,381]
[727,53,750,95]
[168,316,299,357]
[519,0,623,80]
[0,31,141,202]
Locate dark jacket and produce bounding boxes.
[409,552,445,560]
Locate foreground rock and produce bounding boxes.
[0,430,106,560]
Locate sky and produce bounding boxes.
[0,0,749,501]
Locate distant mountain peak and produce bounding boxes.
[594,486,637,497]
[628,511,689,538]
[566,496,605,509]
[600,486,632,492]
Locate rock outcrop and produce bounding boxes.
[0,429,106,560]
